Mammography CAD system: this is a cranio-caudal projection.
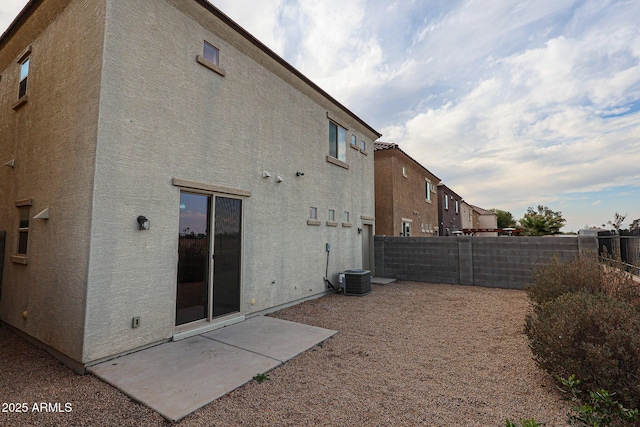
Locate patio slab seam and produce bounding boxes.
[200,334,284,363]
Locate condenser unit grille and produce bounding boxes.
[343,269,371,296]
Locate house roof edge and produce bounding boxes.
[0,0,41,50]
[374,141,441,182]
[193,0,381,139]
[0,0,382,139]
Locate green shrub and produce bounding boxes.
[525,291,640,408]
[527,253,638,309]
[560,375,639,427]
[505,418,543,427]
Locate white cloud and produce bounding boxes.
[209,0,287,55]
[378,1,640,230]
[283,0,390,113]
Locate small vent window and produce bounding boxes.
[203,41,219,65]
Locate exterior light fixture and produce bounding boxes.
[262,171,271,178]
[137,215,150,230]
[296,172,304,176]
[357,227,363,234]
[276,176,284,183]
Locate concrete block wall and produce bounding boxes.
[375,235,598,289]
[375,237,460,284]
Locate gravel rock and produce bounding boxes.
[1,282,570,426]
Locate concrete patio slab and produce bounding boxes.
[88,316,336,422]
[203,316,336,362]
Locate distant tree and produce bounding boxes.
[519,205,566,236]
[608,212,627,232]
[490,209,517,228]
[630,218,640,231]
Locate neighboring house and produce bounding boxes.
[374,142,440,237]
[437,184,463,236]
[0,0,380,372]
[460,200,475,230]
[471,205,499,236]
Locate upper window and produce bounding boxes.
[18,58,29,98]
[351,134,357,146]
[328,209,335,221]
[425,180,432,202]
[197,41,225,77]
[329,122,346,162]
[310,207,317,220]
[360,140,366,151]
[444,194,449,210]
[203,41,219,65]
[455,200,459,214]
[17,206,30,255]
[402,166,407,178]
[343,211,350,222]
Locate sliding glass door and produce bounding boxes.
[176,192,242,327]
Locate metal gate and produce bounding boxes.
[597,230,640,276]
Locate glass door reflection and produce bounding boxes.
[176,193,210,326]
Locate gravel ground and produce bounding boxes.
[1,282,571,426]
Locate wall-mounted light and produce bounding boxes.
[4,159,15,168]
[296,171,305,177]
[357,227,363,234]
[137,215,150,230]
[262,171,271,178]
[276,176,284,183]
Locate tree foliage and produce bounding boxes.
[491,209,517,228]
[608,212,627,232]
[519,205,566,236]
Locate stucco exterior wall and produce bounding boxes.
[374,148,438,237]
[460,201,474,229]
[437,184,462,236]
[83,0,377,362]
[0,0,106,363]
[373,151,394,236]
[477,212,498,237]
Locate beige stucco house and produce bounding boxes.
[460,200,475,230]
[0,0,380,372]
[472,205,499,236]
[460,203,499,236]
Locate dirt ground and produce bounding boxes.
[1,281,571,426]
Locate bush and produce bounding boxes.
[527,253,638,309]
[525,291,640,408]
[560,375,639,427]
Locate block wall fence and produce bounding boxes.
[374,235,598,289]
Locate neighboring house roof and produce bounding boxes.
[374,141,441,182]
[437,182,462,200]
[471,205,497,216]
[374,141,397,151]
[0,0,381,139]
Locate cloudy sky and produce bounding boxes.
[2,1,639,232]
